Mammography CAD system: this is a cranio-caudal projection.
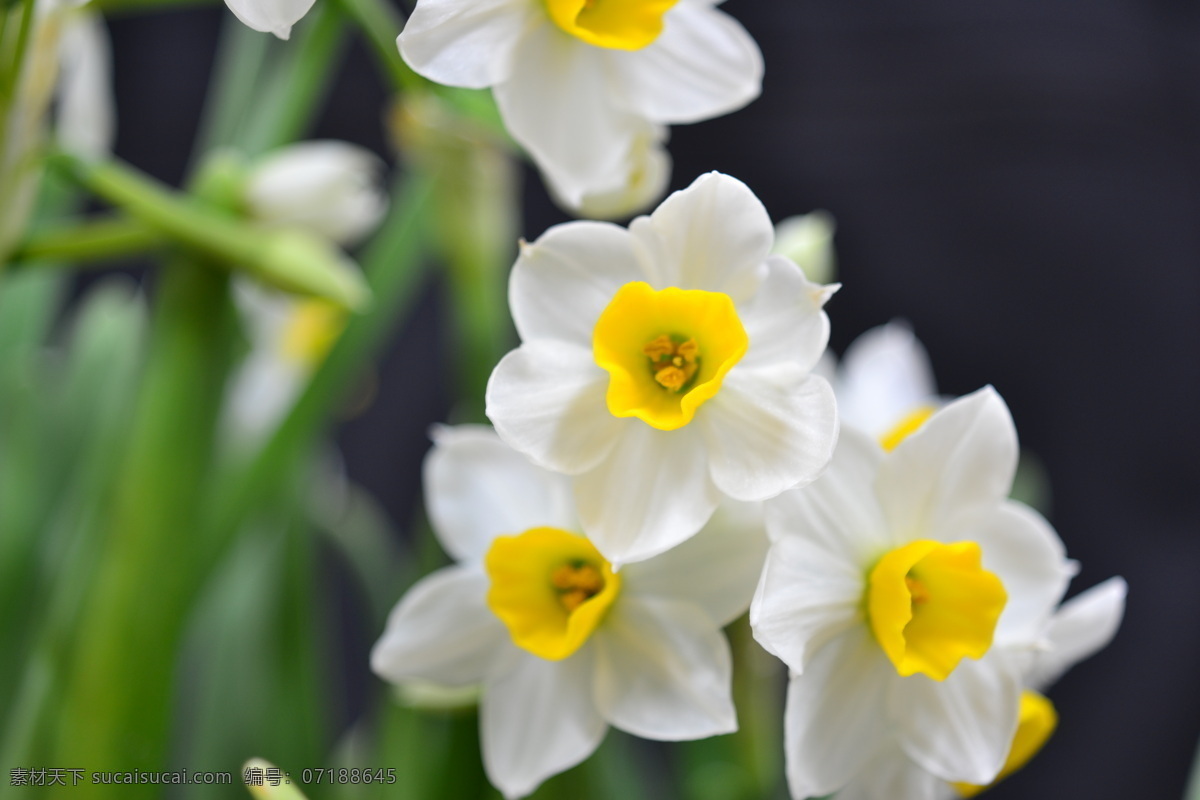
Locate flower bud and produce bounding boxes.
[245,141,388,247]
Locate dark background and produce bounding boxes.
[107,0,1200,797]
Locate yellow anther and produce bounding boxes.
[642,334,675,360]
[676,339,698,362]
[654,365,688,391]
[905,576,930,605]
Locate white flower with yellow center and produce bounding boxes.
[831,575,1127,800]
[485,172,839,566]
[750,387,1081,798]
[370,425,768,799]
[397,0,762,212]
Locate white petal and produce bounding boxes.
[763,426,892,558]
[700,367,838,501]
[223,0,316,39]
[783,628,894,799]
[481,647,606,799]
[423,425,576,562]
[574,423,719,567]
[245,141,388,246]
[55,12,115,159]
[509,221,645,348]
[835,743,949,800]
[573,125,672,220]
[890,653,1022,785]
[876,387,1018,543]
[622,499,767,626]
[610,3,761,124]
[495,24,640,208]
[592,596,735,740]
[973,500,1072,647]
[838,321,939,436]
[397,0,535,89]
[750,534,863,675]
[370,566,506,687]
[628,172,772,302]
[738,255,834,373]
[486,340,621,474]
[1028,576,1127,690]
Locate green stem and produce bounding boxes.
[53,257,239,796]
[194,16,274,156]
[49,152,369,308]
[13,217,163,265]
[241,1,350,155]
[3,0,36,104]
[332,0,425,93]
[92,0,218,15]
[203,170,434,560]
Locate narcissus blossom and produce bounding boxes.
[371,425,767,799]
[834,321,944,452]
[486,172,839,566]
[245,141,389,247]
[834,577,1127,800]
[751,387,1093,799]
[397,0,762,213]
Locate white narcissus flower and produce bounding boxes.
[485,172,839,566]
[834,577,1127,800]
[750,387,1104,799]
[226,282,345,441]
[835,321,944,452]
[245,141,389,247]
[397,0,762,214]
[223,0,315,40]
[371,425,768,800]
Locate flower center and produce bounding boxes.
[866,539,1007,681]
[280,299,345,367]
[879,405,937,451]
[593,281,748,431]
[953,691,1058,797]
[544,0,679,50]
[485,527,621,661]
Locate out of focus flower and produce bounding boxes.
[372,425,767,799]
[397,0,762,214]
[771,211,836,285]
[750,388,1105,798]
[226,283,345,441]
[486,172,838,566]
[245,141,389,247]
[833,321,943,451]
[223,0,314,40]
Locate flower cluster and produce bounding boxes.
[371,173,1126,799]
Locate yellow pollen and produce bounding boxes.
[594,282,748,431]
[486,527,621,661]
[280,299,346,368]
[867,539,1007,681]
[905,576,930,605]
[544,0,679,51]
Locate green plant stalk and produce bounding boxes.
[53,258,239,796]
[332,0,424,93]
[203,171,434,561]
[49,152,369,309]
[13,217,163,265]
[193,16,273,155]
[241,1,349,155]
[1,0,37,104]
